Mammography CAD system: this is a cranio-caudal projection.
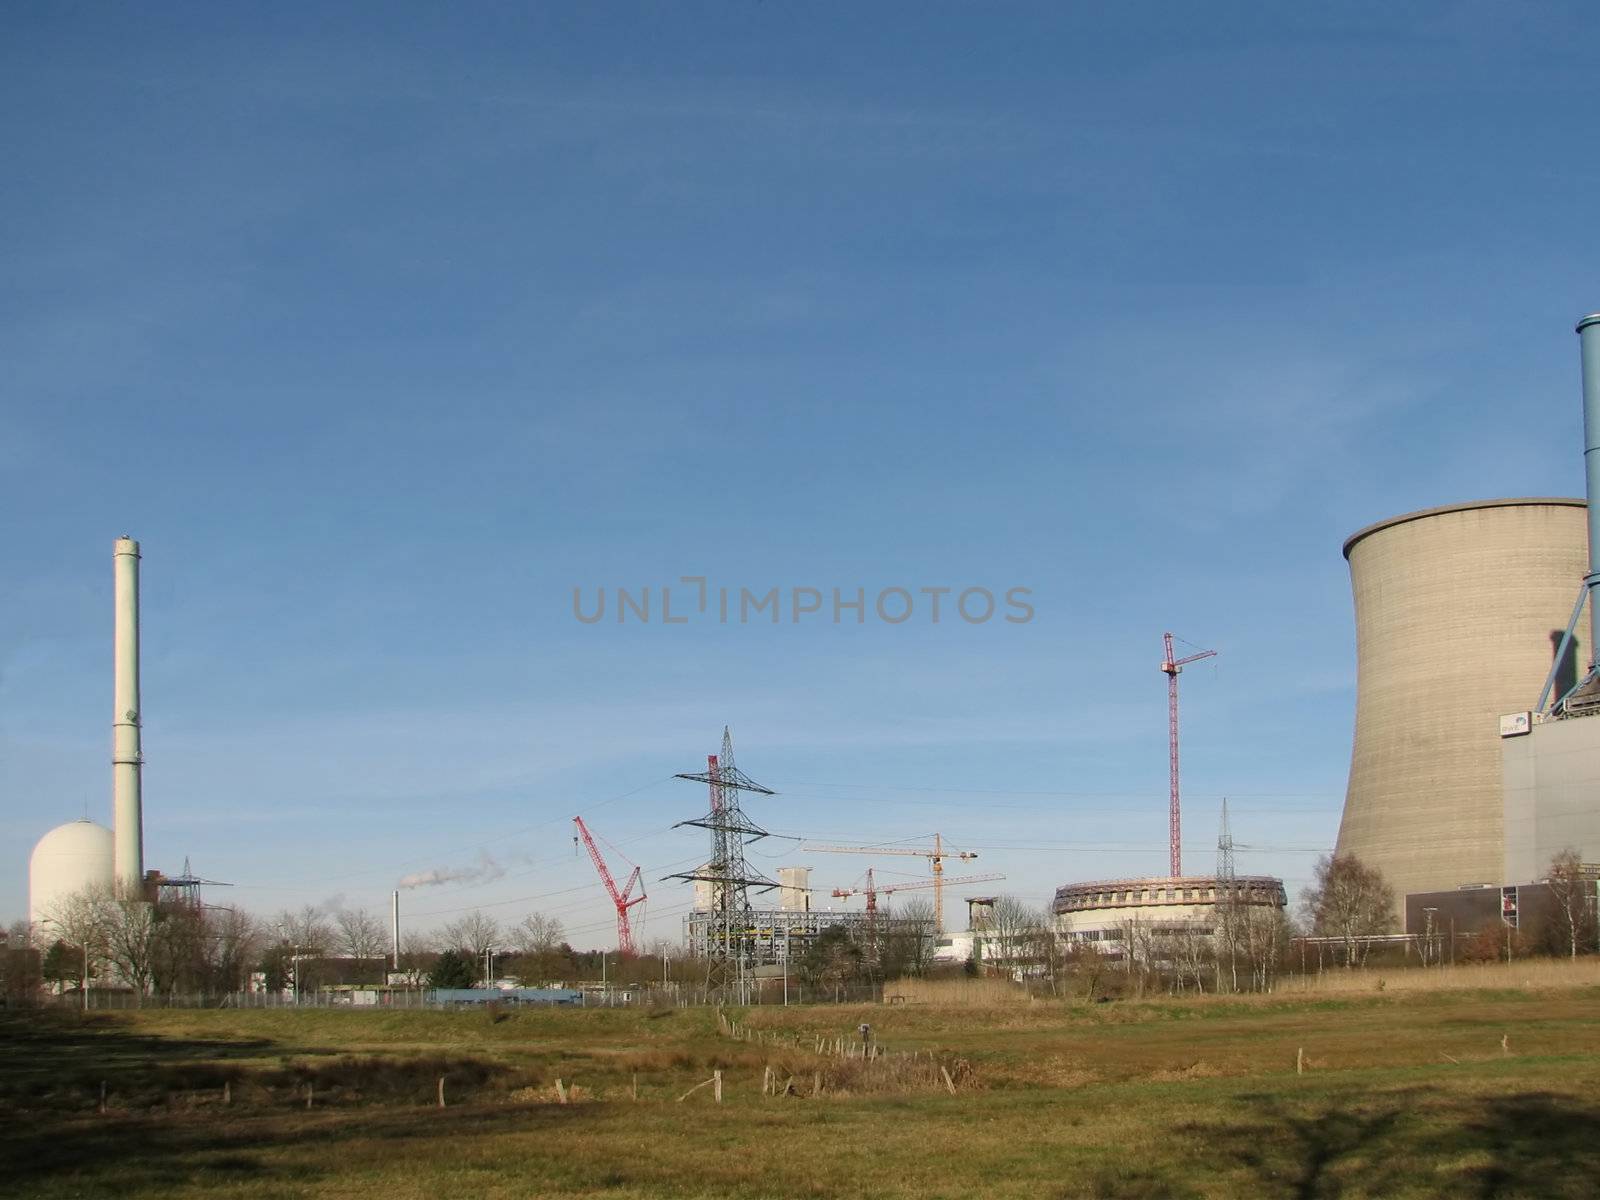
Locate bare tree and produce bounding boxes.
[1063,941,1109,1002]
[204,907,264,992]
[151,905,210,995]
[510,912,565,956]
[274,905,332,954]
[986,895,1036,972]
[880,896,937,978]
[1302,854,1395,968]
[1239,905,1290,991]
[40,889,108,993]
[3,921,42,1004]
[394,930,436,984]
[1167,922,1210,994]
[1118,915,1155,996]
[334,907,389,960]
[1025,907,1067,993]
[441,910,501,961]
[94,889,161,997]
[1543,848,1593,960]
[899,896,938,974]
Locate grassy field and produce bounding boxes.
[5,976,1600,1198]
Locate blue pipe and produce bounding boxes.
[1580,313,1600,668]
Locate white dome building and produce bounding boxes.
[29,819,114,930]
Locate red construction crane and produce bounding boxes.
[573,815,647,956]
[831,870,1005,916]
[1161,632,1217,878]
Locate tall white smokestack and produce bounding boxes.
[112,536,143,895]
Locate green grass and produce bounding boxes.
[5,988,1600,1198]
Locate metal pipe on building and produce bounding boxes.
[391,890,401,970]
[112,536,144,895]
[1580,313,1600,666]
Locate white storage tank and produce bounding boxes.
[29,819,114,929]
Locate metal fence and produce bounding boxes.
[46,980,889,1011]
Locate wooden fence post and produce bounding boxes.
[555,1078,568,1105]
[437,1077,446,1108]
[1296,1048,1304,1076]
[713,1070,722,1103]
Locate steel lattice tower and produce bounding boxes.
[1215,798,1239,993]
[666,727,777,1000]
[1216,797,1236,884]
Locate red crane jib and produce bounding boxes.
[574,815,645,956]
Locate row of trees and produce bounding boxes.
[17,887,590,999]
[14,849,1594,1002]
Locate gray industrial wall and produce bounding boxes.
[1502,714,1600,883]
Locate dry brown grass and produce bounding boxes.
[1285,956,1600,994]
[9,987,1600,1198]
[881,976,1030,1005]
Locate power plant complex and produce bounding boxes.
[22,314,1600,974]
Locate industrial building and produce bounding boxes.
[1501,713,1600,883]
[1052,875,1287,957]
[1333,314,1600,929]
[682,863,913,967]
[682,907,895,968]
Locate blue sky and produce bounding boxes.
[4,3,1598,944]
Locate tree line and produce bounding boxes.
[6,847,1594,1004]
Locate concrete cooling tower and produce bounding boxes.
[1335,499,1588,910]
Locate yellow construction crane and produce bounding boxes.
[831,870,1004,919]
[800,834,976,932]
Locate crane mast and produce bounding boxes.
[1161,631,1217,878]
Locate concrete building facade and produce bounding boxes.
[1501,713,1600,883]
[1336,499,1588,911]
[1051,875,1286,958]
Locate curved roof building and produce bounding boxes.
[1052,875,1286,940]
[1336,499,1588,912]
[29,818,114,928]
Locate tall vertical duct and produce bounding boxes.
[1580,314,1600,666]
[112,536,144,895]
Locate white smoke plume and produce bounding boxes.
[398,851,505,890]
